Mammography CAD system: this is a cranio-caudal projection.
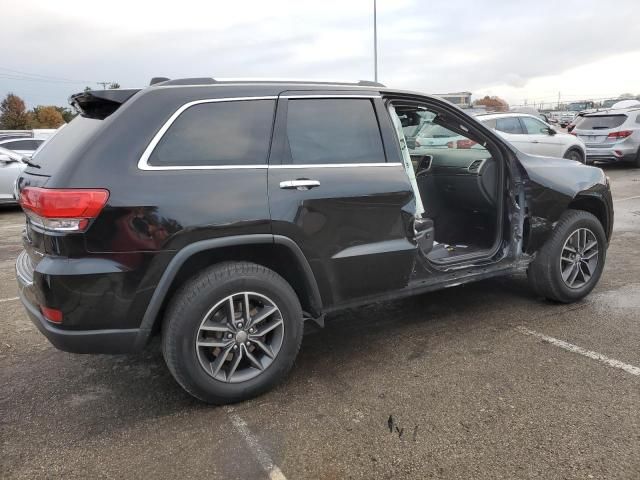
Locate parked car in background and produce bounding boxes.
[572,107,640,166]
[559,111,576,128]
[477,112,586,162]
[0,138,44,158]
[0,146,27,205]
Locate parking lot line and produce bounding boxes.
[614,195,640,203]
[517,326,640,376]
[0,296,19,303]
[224,406,288,480]
[0,224,24,229]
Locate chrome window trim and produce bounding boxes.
[138,96,278,171]
[271,163,401,169]
[138,95,387,171]
[281,94,381,99]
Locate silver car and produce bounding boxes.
[573,107,640,166]
[0,146,27,205]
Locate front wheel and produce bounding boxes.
[162,262,303,404]
[527,209,606,303]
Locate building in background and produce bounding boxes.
[436,92,472,108]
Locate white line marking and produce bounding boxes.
[225,406,287,480]
[614,195,640,203]
[0,297,19,303]
[517,326,640,376]
[0,224,24,230]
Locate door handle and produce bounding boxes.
[279,179,321,190]
[531,140,539,143]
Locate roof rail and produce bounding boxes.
[150,77,387,88]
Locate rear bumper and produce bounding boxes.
[586,144,638,163]
[15,250,152,354]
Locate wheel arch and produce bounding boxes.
[134,234,323,348]
[567,194,611,240]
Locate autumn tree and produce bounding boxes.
[30,106,65,128]
[473,95,509,112]
[0,93,31,129]
[54,106,76,123]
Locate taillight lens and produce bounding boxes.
[19,187,109,232]
[607,130,632,139]
[456,139,477,149]
[40,306,63,324]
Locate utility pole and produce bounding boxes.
[373,0,378,82]
[557,91,561,110]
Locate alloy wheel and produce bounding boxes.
[559,228,599,289]
[195,292,285,383]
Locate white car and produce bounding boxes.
[476,113,586,163]
[0,146,27,205]
[0,137,44,158]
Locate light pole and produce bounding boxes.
[373,0,378,82]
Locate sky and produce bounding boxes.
[2,0,639,109]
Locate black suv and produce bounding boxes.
[15,79,614,403]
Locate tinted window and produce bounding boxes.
[495,117,524,134]
[285,99,385,164]
[481,118,497,129]
[576,115,627,130]
[3,139,42,150]
[520,116,548,134]
[149,100,275,167]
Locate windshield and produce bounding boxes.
[602,99,618,108]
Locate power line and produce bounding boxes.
[0,67,96,84]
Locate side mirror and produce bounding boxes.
[546,127,557,135]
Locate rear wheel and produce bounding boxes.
[162,262,303,404]
[527,209,606,303]
[563,148,584,163]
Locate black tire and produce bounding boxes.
[162,262,303,404]
[633,148,640,168]
[563,148,585,164]
[527,209,606,303]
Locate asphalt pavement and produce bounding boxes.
[1,164,639,479]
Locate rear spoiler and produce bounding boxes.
[69,89,140,119]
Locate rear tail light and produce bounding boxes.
[607,130,632,139]
[446,139,476,149]
[457,139,477,149]
[19,187,109,232]
[40,306,63,324]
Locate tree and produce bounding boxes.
[0,93,31,129]
[54,106,76,123]
[473,95,509,112]
[30,106,65,128]
[108,82,120,89]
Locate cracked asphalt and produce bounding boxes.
[1,165,639,479]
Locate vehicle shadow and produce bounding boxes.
[3,273,543,438]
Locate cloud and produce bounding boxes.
[1,0,639,107]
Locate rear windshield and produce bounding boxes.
[576,115,627,130]
[27,116,103,174]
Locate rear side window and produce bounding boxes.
[2,139,42,150]
[149,100,275,167]
[496,117,524,134]
[285,99,385,164]
[577,115,627,130]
